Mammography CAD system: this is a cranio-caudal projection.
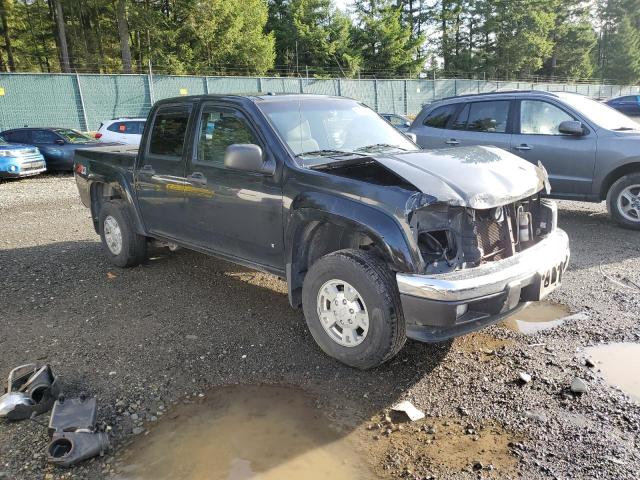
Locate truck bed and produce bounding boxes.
[73,145,139,209]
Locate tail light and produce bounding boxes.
[95,133,102,139]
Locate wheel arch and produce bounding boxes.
[599,161,640,200]
[89,176,146,235]
[285,194,423,309]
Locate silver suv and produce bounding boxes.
[409,91,640,229]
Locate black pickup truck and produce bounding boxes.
[74,94,570,369]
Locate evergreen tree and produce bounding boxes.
[266,0,357,76]
[543,0,597,80]
[352,0,424,76]
[604,15,640,83]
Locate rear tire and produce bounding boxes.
[98,200,147,267]
[302,249,406,369]
[606,172,640,230]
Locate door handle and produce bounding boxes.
[513,144,532,151]
[445,138,459,145]
[139,164,155,175]
[187,171,207,185]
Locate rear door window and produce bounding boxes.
[148,107,191,159]
[107,122,124,133]
[32,130,60,144]
[423,104,458,128]
[108,121,142,134]
[465,101,510,133]
[452,103,471,130]
[4,130,31,143]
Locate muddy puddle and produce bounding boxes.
[366,415,518,477]
[114,385,373,480]
[502,301,571,334]
[454,332,514,360]
[585,343,640,401]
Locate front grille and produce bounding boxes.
[476,217,504,258]
[22,160,46,172]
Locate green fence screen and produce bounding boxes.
[0,72,638,132]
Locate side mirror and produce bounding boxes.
[404,132,417,143]
[404,121,411,128]
[224,144,274,175]
[55,139,65,145]
[558,120,584,136]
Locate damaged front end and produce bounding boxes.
[406,192,558,275]
[398,189,569,343]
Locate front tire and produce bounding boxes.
[302,249,406,369]
[606,173,640,230]
[98,200,148,267]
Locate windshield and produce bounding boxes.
[257,98,418,162]
[0,136,7,146]
[561,95,638,131]
[54,128,97,144]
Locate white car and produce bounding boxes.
[95,118,145,145]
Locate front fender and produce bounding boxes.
[286,191,423,274]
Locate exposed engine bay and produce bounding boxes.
[408,195,558,274]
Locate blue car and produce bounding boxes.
[0,135,46,178]
[380,113,412,132]
[605,95,640,117]
[0,127,120,171]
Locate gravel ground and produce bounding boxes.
[0,174,639,479]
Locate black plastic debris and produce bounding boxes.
[47,394,109,467]
[0,364,59,421]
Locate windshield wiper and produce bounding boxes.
[354,143,408,152]
[295,149,365,158]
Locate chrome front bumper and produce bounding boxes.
[396,229,570,342]
[398,229,570,302]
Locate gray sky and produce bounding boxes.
[335,0,349,11]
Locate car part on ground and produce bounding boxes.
[0,364,59,421]
[408,90,640,229]
[47,394,109,467]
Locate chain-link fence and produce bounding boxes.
[0,72,638,132]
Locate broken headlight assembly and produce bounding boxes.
[418,229,458,273]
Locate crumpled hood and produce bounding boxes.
[373,146,547,209]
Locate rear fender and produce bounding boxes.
[86,170,146,235]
